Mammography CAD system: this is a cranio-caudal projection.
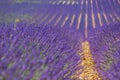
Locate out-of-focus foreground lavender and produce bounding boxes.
[0,0,120,80]
[88,23,120,80]
[0,22,83,80]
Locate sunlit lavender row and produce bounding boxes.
[88,23,120,80]
[0,0,120,80]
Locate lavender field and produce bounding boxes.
[0,0,120,80]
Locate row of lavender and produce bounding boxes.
[1,1,120,31]
[88,23,120,80]
[0,22,120,80]
[0,22,83,80]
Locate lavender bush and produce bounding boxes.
[88,23,120,80]
[0,22,83,80]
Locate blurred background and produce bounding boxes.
[0,0,120,37]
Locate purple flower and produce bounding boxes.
[88,23,120,80]
[0,22,83,80]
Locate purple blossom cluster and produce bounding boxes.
[0,22,83,80]
[88,23,120,80]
